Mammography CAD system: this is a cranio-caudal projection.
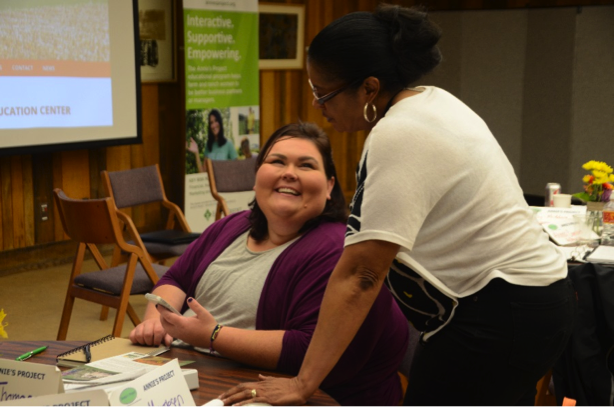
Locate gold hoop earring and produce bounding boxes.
[363,102,377,123]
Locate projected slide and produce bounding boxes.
[0,0,113,129]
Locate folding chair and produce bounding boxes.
[53,189,169,340]
[206,158,257,220]
[101,164,198,265]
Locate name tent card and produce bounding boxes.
[0,389,109,406]
[108,359,194,406]
[0,359,63,403]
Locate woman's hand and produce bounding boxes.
[219,375,310,406]
[186,137,199,154]
[129,317,173,347]
[159,297,216,348]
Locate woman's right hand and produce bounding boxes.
[129,317,173,347]
[186,137,199,154]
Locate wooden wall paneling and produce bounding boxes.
[304,0,318,41]
[283,71,302,123]
[322,0,334,26]
[10,156,26,249]
[89,148,107,199]
[331,0,353,16]
[302,1,315,123]
[358,0,378,11]
[1,159,13,250]
[260,71,277,145]
[274,72,283,129]
[282,72,292,124]
[21,155,35,247]
[52,152,65,241]
[32,153,56,245]
[105,146,132,172]
[60,150,90,200]
[158,83,185,210]
[138,83,161,230]
[52,150,90,242]
[160,0,187,211]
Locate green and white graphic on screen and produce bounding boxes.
[184,10,259,109]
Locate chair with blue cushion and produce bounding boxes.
[101,164,199,266]
[53,189,169,340]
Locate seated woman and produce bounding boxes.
[130,122,408,406]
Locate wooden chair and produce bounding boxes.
[53,189,169,340]
[206,158,257,220]
[101,164,198,265]
[535,369,557,406]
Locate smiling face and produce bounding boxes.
[307,61,370,133]
[209,114,221,138]
[254,136,335,230]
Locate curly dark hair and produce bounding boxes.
[248,122,348,241]
[307,4,442,93]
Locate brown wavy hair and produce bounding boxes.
[248,122,348,241]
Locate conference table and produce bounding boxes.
[0,340,338,406]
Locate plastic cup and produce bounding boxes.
[553,194,572,208]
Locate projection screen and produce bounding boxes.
[0,0,141,156]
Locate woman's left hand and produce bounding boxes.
[219,375,308,406]
[159,297,216,348]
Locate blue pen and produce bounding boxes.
[15,346,48,361]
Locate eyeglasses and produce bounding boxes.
[308,78,362,105]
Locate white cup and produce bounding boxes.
[553,193,572,208]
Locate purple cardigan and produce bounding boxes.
[156,211,408,406]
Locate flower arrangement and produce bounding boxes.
[0,308,7,338]
[573,160,614,203]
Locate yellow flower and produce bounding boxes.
[0,309,7,339]
[600,162,614,174]
[583,160,614,174]
[577,160,614,202]
[593,171,609,184]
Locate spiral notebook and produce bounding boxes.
[56,335,169,368]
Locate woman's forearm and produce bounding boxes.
[193,151,205,173]
[296,240,400,395]
[212,327,285,370]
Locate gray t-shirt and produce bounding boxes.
[182,230,298,329]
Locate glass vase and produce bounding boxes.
[586,201,605,237]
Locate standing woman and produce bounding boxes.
[221,4,575,406]
[188,108,237,172]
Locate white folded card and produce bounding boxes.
[1,389,109,406]
[108,359,195,406]
[0,359,64,404]
[531,206,587,246]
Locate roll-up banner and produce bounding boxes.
[183,0,260,232]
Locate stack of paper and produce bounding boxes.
[586,245,614,264]
[62,352,198,393]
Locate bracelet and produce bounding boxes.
[209,324,223,355]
